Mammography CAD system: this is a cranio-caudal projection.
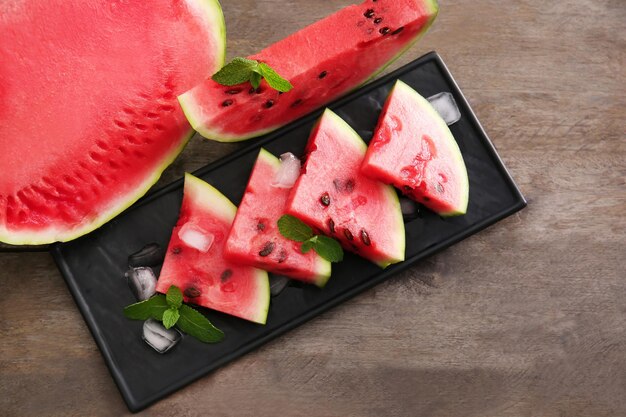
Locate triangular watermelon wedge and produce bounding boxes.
[156,174,270,325]
[285,110,405,268]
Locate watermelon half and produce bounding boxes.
[286,109,405,268]
[224,149,331,287]
[179,0,439,142]
[0,0,226,245]
[362,81,469,215]
[156,174,270,325]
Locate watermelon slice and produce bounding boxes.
[0,0,226,245]
[156,174,270,325]
[362,81,469,215]
[224,149,331,287]
[179,0,439,142]
[285,110,405,268]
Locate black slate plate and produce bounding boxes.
[51,52,526,412]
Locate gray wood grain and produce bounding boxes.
[1,0,625,415]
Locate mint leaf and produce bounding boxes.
[177,305,224,343]
[211,57,258,86]
[166,285,183,309]
[250,71,262,89]
[278,215,314,242]
[312,235,344,263]
[258,63,293,92]
[162,307,180,329]
[301,239,315,254]
[123,295,169,321]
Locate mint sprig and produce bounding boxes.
[212,57,293,92]
[278,215,344,262]
[124,285,224,343]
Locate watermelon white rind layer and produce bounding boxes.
[178,0,439,143]
[0,0,226,246]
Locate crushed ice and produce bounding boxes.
[178,223,214,252]
[272,152,301,189]
[269,275,291,296]
[427,92,461,125]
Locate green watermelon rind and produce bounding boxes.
[184,173,271,325]
[0,0,227,246]
[393,80,469,216]
[322,109,406,268]
[178,0,439,143]
[256,149,332,287]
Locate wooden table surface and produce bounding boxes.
[1,0,625,416]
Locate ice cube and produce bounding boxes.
[269,275,291,296]
[128,243,164,267]
[142,319,182,354]
[427,92,461,125]
[178,223,214,252]
[125,267,157,301]
[399,197,421,221]
[272,152,301,189]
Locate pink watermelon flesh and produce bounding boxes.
[285,110,405,268]
[0,0,225,245]
[362,81,469,216]
[157,174,270,325]
[179,0,439,142]
[224,149,331,287]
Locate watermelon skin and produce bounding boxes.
[0,0,226,245]
[285,110,405,268]
[179,0,438,142]
[156,174,270,325]
[362,81,469,216]
[224,149,332,287]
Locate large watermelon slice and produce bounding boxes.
[179,0,439,142]
[156,174,270,325]
[362,81,469,215]
[224,149,331,287]
[0,0,225,245]
[285,110,405,268]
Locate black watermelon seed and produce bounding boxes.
[345,179,355,193]
[344,229,354,241]
[364,9,375,18]
[259,241,275,257]
[380,27,391,35]
[374,17,383,24]
[249,87,256,94]
[221,269,233,282]
[318,71,328,79]
[351,244,360,252]
[320,192,331,206]
[392,27,405,35]
[257,221,266,231]
[423,196,431,202]
[278,249,288,264]
[291,99,303,108]
[226,89,242,95]
[184,286,201,298]
[328,218,336,233]
[222,99,234,107]
[360,230,371,246]
[264,100,274,108]
[172,246,181,254]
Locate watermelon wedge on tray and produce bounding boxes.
[0,0,225,245]
[156,174,270,325]
[362,81,469,215]
[224,149,332,287]
[179,0,439,142]
[286,109,405,268]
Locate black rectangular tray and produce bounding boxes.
[52,52,526,412]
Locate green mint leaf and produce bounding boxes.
[162,307,180,329]
[211,57,258,86]
[278,214,314,242]
[301,239,315,254]
[123,295,169,321]
[312,235,344,263]
[250,71,262,89]
[258,63,293,93]
[177,304,225,343]
[166,285,183,309]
